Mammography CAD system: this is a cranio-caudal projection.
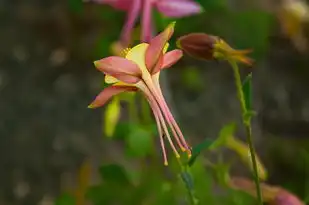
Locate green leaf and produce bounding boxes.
[188,138,214,167]
[209,122,236,150]
[55,193,76,205]
[242,73,252,111]
[126,125,153,157]
[104,97,121,138]
[99,164,130,186]
[180,171,194,190]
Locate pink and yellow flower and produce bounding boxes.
[93,0,203,45]
[88,22,191,165]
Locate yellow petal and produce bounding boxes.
[105,75,119,84]
[125,43,149,74]
[104,97,121,138]
[105,75,133,86]
[163,43,170,54]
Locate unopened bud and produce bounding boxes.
[177,33,253,66]
[177,33,219,61]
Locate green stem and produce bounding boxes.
[177,159,199,205]
[229,60,263,205]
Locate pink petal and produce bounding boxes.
[94,56,141,84]
[155,0,203,18]
[88,85,137,108]
[94,0,131,11]
[145,22,175,73]
[161,49,183,70]
[273,190,305,205]
[120,0,141,45]
[141,0,153,42]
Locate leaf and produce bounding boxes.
[104,97,121,138]
[126,125,153,157]
[188,138,214,167]
[55,193,76,205]
[209,122,236,150]
[242,73,252,111]
[99,164,130,186]
[180,171,195,190]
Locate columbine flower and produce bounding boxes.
[177,33,253,66]
[92,0,202,45]
[88,22,191,165]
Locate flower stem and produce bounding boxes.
[229,60,263,205]
[177,159,199,205]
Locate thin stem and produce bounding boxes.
[176,158,199,205]
[229,60,263,205]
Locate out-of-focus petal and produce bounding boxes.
[270,190,305,205]
[88,85,137,108]
[161,49,183,70]
[120,0,141,45]
[155,0,203,18]
[94,56,141,84]
[141,0,153,42]
[96,0,131,11]
[145,22,175,72]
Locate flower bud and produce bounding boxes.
[177,33,253,66]
[176,33,219,60]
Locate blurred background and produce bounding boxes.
[1,0,309,204]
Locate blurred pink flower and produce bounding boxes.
[229,177,305,205]
[93,0,203,45]
[88,22,191,165]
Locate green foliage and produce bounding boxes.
[230,10,274,59]
[68,0,83,13]
[54,193,76,205]
[99,164,131,186]
[126,124,154,157]
[188,138,213,167]
[209,122,236,150]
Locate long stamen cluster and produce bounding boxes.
[136,72,191,165]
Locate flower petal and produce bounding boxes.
[94,56,141,84]
[88,85,137,109]
[120,0,141,45]
[155,0,203,18]
[141,0,153,42]
[145,22,175,72]
[105,75,119,84]
[125,43,149,74]
[96,0,131,11]
[161,49,183,70]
